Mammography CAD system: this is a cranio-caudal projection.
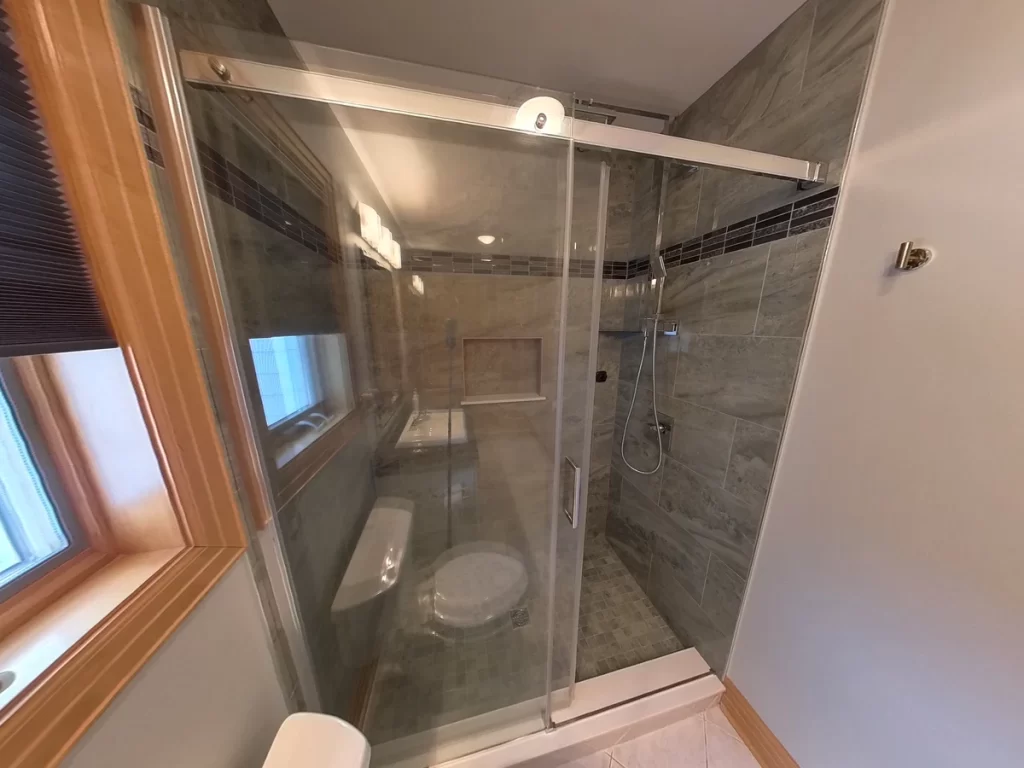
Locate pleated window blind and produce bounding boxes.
[0,8,115,357]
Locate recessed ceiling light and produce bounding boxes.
[477,235,496,245]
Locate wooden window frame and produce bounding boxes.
[0,361,91,603]
[0,0,251,765]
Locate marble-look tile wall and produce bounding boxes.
[397,272,566,569]
[604,0,883,674]
[663,0,883,236]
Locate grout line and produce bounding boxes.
[703,707,710,768]
[697,547,712,604]
[751,239,773,337]
[799,0,820,95]
[721,419,740,490]
[706,711,744,745]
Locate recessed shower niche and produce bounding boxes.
[461,337,544,405]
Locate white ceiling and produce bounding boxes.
[266,0,805,116]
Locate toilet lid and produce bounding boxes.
[433,549,527,628]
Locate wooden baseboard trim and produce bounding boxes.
[721,677,799,768]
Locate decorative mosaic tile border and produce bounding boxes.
[131,89,370,267]
[132,90,837,281]
[658,185,838,272]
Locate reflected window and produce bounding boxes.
[248,334,356,466]
[0,378,70,590]
[250,335,323,428]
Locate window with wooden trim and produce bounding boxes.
[0,367,79,596]
[0,0,250,764]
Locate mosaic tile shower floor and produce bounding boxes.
[575,535,685,681]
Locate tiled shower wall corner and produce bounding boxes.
[602,0,884,673]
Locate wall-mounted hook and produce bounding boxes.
[895,241,932,271]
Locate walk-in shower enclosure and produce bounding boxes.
[119,4,830,765]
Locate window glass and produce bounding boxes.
[0,380,69,590]
[250,335,322,427]
[249,333,355,434]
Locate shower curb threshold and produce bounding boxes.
[553,648,710,725]
[436,670,723,768]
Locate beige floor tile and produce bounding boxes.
[559,752,612,768]
[610,713,706,768]
[705,705,742,741]
[706,715,760,768]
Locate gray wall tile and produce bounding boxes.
[657,395,737,485]
[651,524,711,604]
[669,2,815,145]
[733,45,871,186]
[661,164,702,246]
[805,0,884,88]
[724,420,781,509]
[700,245,770,335]
[606,506,653,587]
[701,554,746,636]
[659,455,758,576]
[673,334,801,429]
[756,228,828,337]
[612,408,665,505]
[586,465,611,537]
[648,554,728,672]
[661,260,708,332]
[616,476,712,602]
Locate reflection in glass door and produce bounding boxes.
[166,41,595,764]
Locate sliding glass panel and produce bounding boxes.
[545,150,607,708]
[179,59,584,763]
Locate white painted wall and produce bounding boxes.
[61,558,288,768]
[729,1,1024,766]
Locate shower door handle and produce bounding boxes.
[562,456,582,529]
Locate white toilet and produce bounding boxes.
[262,713,370,768]
[426,541,528,630]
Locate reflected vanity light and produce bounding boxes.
[477,234,495,245]
[411,275,424,296]
[358,201,402,270]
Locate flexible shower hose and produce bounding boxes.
[620,319,664,475]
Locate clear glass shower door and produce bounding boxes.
[140,14,597,763]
